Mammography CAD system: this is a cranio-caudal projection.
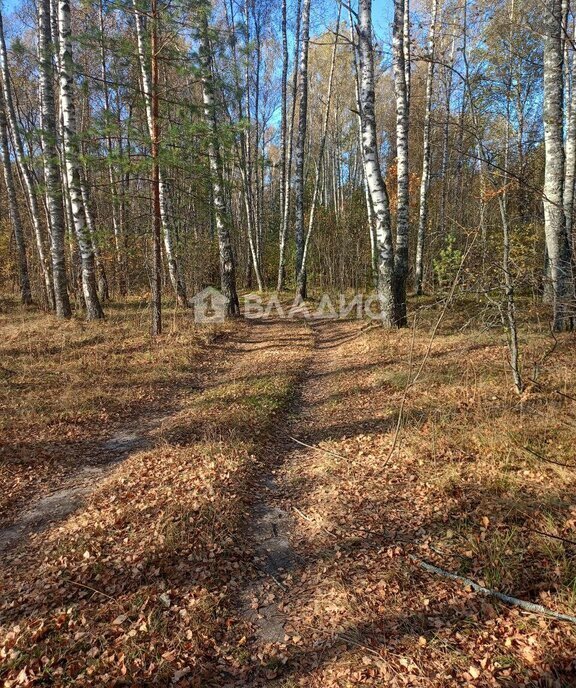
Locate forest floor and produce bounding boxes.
[1,296,576,686]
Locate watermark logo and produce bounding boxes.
[191,286,229,323]
[244,292,385,320]
[191,288,386,322]
[191,287,387,323]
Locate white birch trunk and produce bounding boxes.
[564,34,576,248]
[543,0,575,330]
[0,10,52,308]
[98,0,125,295]
[38,0,71,319]
[357,0,395,325]
[277,0,302,291]
[294,0,312,300]
[58,0,104,320]
[393,0,410,326]
[348,1,377,283]
[199,11,240,317]
[0,90,32,305]
[277,0,289,290]
[298,3,341,279]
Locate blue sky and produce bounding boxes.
[373,0,394,38]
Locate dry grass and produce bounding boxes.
[1,295,576,686]
[276,299,576,686]
[0,303,313,686]
[0,298,223,524]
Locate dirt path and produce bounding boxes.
[4,314,576,687]
[240,318,368,655]
[0,411,175,551]
[0,317,316,556]
[0,315,379,683]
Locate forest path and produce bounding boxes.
[0,313,375,685]
[0,314,315,554]
[0,410,176,552]
[241,317,370,655]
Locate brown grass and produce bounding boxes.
[0,298,222,524]
[1,295,576,686]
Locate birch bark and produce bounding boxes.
[294,0,312,300]
[357,0,395,325]
[0,11,52,308]
[543,0,574,330]
[58,0,104,320]
[199,11,240,317]
[297,3,341,285]
[277,0,302,291]
[38,0,71,318]
[0,90,31,305]
[393,0,409,325]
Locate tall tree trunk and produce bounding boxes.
[58,0,104,320]
[38,0,71,319]
[0,10,52,308]
[277,0,289,290]
[414,0,438,296]
[357,0,395,326]
[439,35,456,239]
[242,0,264,289]
[132,0,188,307]
[393,0,409,326]
[199,10,240,317]
[564,22,576,251]
[500,0,522,393]
[223,0,263,291]
[0,91,32,305]
[150,0,161,334]
[543,0,574,330]
[349,1,377,283]
[294,0,311,301]
[403,0,411,111]
[79,170,109,302]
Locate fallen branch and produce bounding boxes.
[520,444,576,469]
[528,528,576,547]
[250,562,287,591]
[68,580,115,601]
[527,377,576,404]
[288,435,349,461]
[297,621,385,661]
[411,555,576,625]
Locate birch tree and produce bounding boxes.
[393,0,410,326]
[294,0,312,300]
[277,0,289,289]
[543,0,574,331]
[38,0,71,319]
[98,0,125,296]
[0,11,52,309]
[296,5,342,289]
[150,0,161,334]
[357,0,395,325]
[277,0,302,291]
[58,0,104,320]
